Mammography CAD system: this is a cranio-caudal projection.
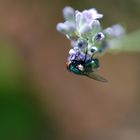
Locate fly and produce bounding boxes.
[66,52,107,82]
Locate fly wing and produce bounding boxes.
[85,72,108,82]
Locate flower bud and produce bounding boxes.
[64,21,76,32]
[56,21,76,36]
[104,24,125,38]
[88,46,98,56]
[67,49,86,61]
[79,24,91,35]
[90,20,101,34]
[111,24,125,37]
[56,23,69,34]
[94,32,105,42]
[103,27,113,37]
[63,6,75,21]
[76,39,88,49]
[90,19,100,27]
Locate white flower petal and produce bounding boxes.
[79,24,91,35]
[56,21,76,37]
[111,24,125,37]
[104,24,125,38]
[63,6,75,21]
[64,21,76,32]
[56,23,69,34]
[103,27,113,36]
[81,8,103,23]
[89,8,103,19]
[69,49,76,55]
[75,8,103,35]
[75,10,83,28]
[90,19,100,26]
[88,20,102,37]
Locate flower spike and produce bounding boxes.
[56,6,125,82]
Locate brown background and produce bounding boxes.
[0,0,140,139]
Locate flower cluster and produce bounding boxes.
[56,6,125,71]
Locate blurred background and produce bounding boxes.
[0,0,140,139]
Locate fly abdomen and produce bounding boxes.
[84,59,100,73]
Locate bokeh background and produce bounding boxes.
[0,0,140,140]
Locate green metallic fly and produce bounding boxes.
[66,46,108,82]
[67,59,107,82]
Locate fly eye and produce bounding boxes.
[95,32,105,41]
[77,40,87,49]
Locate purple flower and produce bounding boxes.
[82,8,103,22]
[70,39,88,50]
[75,8,103,27]
[103,24,125,38]
[75,9,102,36]
[67,49,86,61]
[94,32,105,41]
[56,21,76,35]
[63,6,75,21]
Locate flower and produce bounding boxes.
[68,49,86,61]
[75,8,103,26]
[56,23,69,34]
[57,7,125,58]
[88,46,98,56]
[94,32,105,42]
[76,39,88,49]
[75,8,103,36]
[63,6,75,21]
[57,6,103,38]
[103,24,125,38]
[79,23,91,35]
[56,21,76,35]
[56,6,125,81]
